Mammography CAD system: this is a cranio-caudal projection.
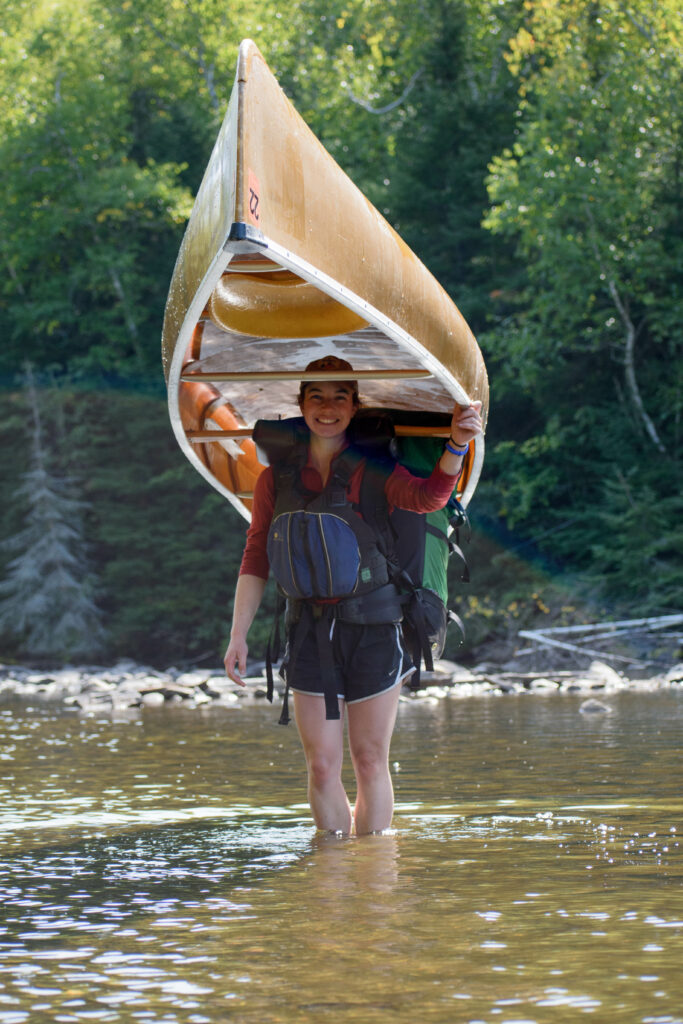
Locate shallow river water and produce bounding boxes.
[0,689,681,1024]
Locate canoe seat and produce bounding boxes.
[208,270,368,338]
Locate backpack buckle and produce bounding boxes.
[329,488,347,507]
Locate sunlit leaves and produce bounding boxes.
[484,0,682,405]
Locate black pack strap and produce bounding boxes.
[448,608,465,643]
[334,583,404,625]
[278,681,291,725]
[406,616,429,692]
[448,541,470,583]
[408,590,436,674]
[314,612,341,721]
[278,603,313,724]
[265,647,275,703]
[325,449,364,509]
[265,591,287,703]
[448,500,471,545]
[356,456,396,563]
[325,465,349,508]
[425,522,449,545]
[424,521,470,582]
[278,603,340,722]
[277,463,317,506]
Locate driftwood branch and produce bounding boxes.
[347,68,423,115]
[519,613,683,667]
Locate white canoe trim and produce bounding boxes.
[166,244,253,522]
[167,227,485,521]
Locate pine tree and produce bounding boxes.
[0,367,105,662]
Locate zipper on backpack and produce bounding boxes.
[301,514,319,597]
[287,515,304,598]
[317,516,334,596]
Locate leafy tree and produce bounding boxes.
[0,1,195,379]
[481,0,682,608]
[376,0,524,332]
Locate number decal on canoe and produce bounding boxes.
[247,169,260,224]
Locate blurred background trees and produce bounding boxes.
[0,0,680,665]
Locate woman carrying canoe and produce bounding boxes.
[224,355,483,835]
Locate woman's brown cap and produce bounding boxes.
[298,355,359,402]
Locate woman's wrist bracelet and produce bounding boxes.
[444,438,469,457]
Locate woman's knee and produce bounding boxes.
[306,748,343,789]
[350,742,389,783]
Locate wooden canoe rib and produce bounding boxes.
[162,40,489,521]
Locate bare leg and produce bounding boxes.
[293,692,352,834]
[347,683,401,835]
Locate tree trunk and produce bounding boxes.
[606,278,667,454]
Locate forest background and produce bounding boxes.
[0,0,681,669]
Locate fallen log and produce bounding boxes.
[518,613,683,667]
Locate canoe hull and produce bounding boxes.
[162,41,489,521]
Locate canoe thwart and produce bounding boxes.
[187,429,253,443]
[180,368,433,384]
[186,424,452,443]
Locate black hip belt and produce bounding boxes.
[286,583,405,627]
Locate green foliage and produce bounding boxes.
[480,0,682,612]
[0,1,196,379]
[586,475,683,613]
[377,0,524,331]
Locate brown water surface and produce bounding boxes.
[0,689,681,1023]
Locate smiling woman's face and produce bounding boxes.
[299,381,357,440]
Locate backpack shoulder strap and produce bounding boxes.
[346,409,397,540]
[252,417,309,469]
[356,454,404,575]
[253,417,311,504]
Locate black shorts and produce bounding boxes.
[281,618,413,704]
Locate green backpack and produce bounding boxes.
[383,431,469,687]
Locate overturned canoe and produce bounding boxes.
[162,39,488,521]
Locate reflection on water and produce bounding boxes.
[0,691,682,1023]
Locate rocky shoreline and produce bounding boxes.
[1,657,681,716]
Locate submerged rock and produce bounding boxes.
[579,698,613,714]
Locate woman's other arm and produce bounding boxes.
[438,400,483,475]
[224,573,267,685]
[385,400,484,512]
[224,467,275,684]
